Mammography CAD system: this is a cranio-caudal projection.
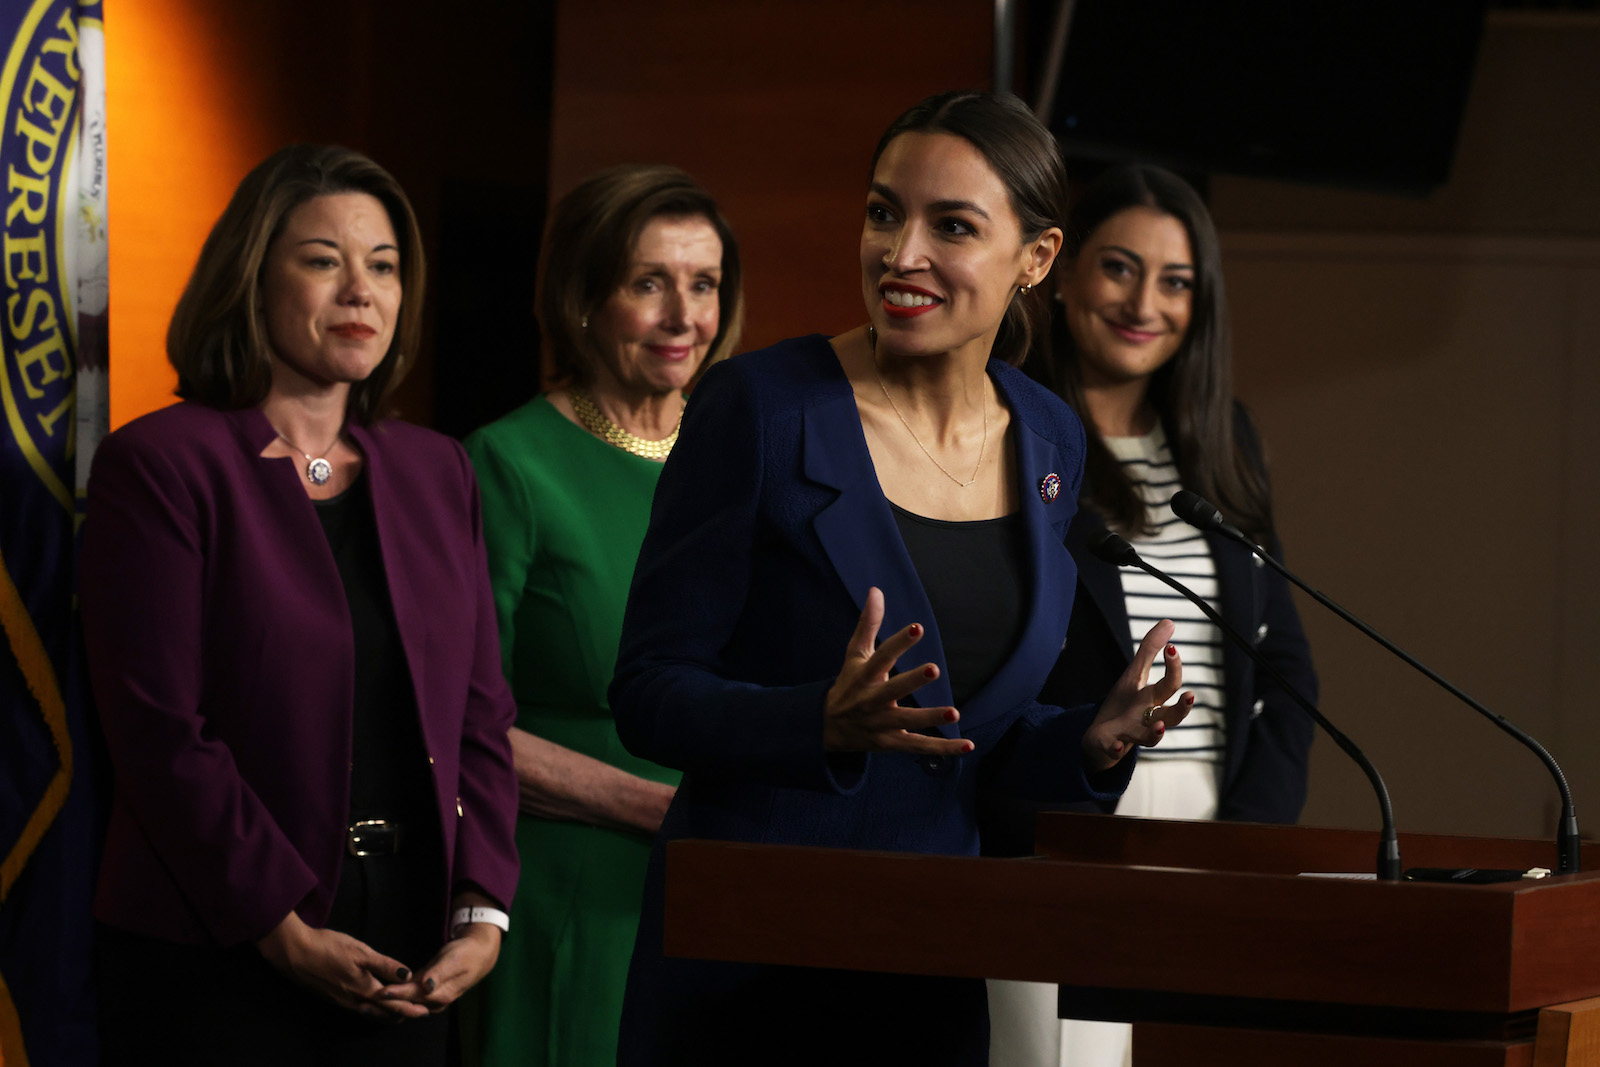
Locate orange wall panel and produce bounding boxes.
[105,1,294,428]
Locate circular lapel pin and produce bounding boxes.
[1039,473,1061,502]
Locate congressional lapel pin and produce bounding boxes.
[1039,473,1061,503]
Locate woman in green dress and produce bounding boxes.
[461,165,743,1067]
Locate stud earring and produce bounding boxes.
[581,315,589,329]
[1019,283,1035,295]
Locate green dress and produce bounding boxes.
[462,396,680,1067]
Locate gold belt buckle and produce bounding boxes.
[346,819,399,857]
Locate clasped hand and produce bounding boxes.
[257,909,501,1020]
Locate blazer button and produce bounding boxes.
[456,797,464,817]
[1254,623,1269,643]
[1251,698,1266,719]
[918,754,950,776]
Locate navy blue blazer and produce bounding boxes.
[999,410,1317,844]
[610,335,1135,1063]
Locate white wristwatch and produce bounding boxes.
[450,906,510,938]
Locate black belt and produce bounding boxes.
[346,819,402,857]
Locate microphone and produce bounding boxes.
[1170,490,1581,875]
[1087,529,1402,880]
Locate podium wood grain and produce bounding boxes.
[663,814,1600,1063]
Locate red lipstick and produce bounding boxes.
[328,323,377,340]
[880,284,943,320]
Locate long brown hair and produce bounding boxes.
[1037,164,1272,540]
[167,145,425,425]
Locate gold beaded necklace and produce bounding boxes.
[569,389,681,460]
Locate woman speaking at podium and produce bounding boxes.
[608,92,1192,1065]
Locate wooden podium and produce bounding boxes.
[662,814,1600,1065]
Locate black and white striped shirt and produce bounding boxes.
[1106,426,1226,763]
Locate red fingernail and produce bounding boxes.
[924,665,937,678]
[1166,644,1177,656]
[909,623,922,637]
[963,741,975,753]
[1185,692,1195,705]
[944,709,958,722]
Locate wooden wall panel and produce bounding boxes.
[548,0,993,358]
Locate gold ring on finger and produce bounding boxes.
[1142,705,1160,727]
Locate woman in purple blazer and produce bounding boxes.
[80,146,519,1065]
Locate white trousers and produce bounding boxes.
[986,759,1220,1067]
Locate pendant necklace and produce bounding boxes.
[570,389,681,460]
[275,428,340,486]
[868,325,989,488]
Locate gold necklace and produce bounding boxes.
[868,326,989,488]
[570,389,681,460]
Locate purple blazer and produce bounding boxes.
[80,403,519,948]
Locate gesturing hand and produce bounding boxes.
[257,911,427,1019]
[1082,618,1194,773]
[823,587,974,757]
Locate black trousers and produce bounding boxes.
[99,818,448,1067]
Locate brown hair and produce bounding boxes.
[538,164,743,387]
[870,90,1067,367]
[1036,163,1271,540]
[166,144,425,425]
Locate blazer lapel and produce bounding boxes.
[349,424,428,707]
[1065,509,1135,671]
[962,380,1078,720]
[803,388,957,724]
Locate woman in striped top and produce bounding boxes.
[985,164,1318,1067]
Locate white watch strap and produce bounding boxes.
[449,905,510,938]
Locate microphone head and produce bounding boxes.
[1087,529,1141,567]
[1170,490,1225,531]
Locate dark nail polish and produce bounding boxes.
[424,977,436,994]
[909,623,922,637]
[923,665,936,678]
[395,967,410,982]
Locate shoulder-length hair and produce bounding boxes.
[167,144,425,425]
[870,90,1067,367]
[539,164,744,387]
[1039,163,1271,540]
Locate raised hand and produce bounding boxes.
[1082,618,1194,772]
[822,587,973,757]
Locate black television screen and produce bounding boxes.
[1036,1,1489,194]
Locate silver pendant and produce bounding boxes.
[306,457,333,486]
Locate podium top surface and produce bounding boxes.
[663,815,1600,1014]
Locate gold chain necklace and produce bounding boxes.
[868,326,989,488]
[570,389,681,460]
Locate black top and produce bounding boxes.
[890,503,1026,708]
[312,474,434,821]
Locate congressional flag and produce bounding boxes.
[0,1,107,1065]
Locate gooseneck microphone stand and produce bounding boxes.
[1088,529,1403,881]
[1170,489,1580,875]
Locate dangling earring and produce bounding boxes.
[1019,282,1035,295]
